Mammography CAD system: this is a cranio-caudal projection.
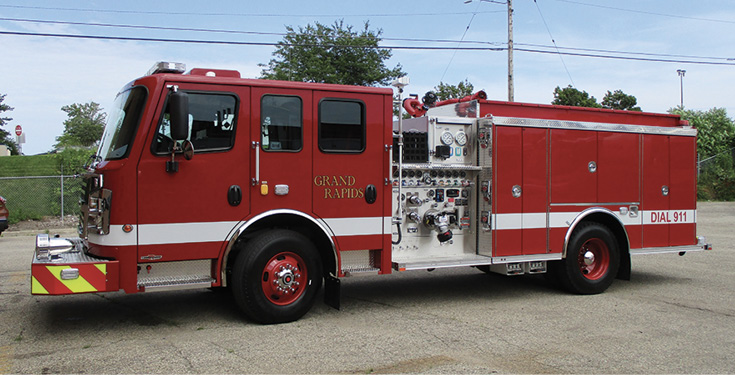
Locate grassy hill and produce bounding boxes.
[0,153,87,224]
[0,154,58,177]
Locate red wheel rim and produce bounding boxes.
[261,252,308,305]
[577,238,610,280]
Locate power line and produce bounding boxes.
[2,16,731,62]
[441,4,481,82]
[516,43,735,62]
[1,30,734,66]
[0,16,508,46]
[554,0,735,25]
[515,47,735,66]
[0,30,505,51]
[0,17,283,37]
[532,0,574,87]
[0,4,504,18]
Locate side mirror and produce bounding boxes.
[169,91,189,141]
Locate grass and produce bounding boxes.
[0,154,83,223]
[0,154,58,177]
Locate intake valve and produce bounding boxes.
[423,210,454,243]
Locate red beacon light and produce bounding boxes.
[189,68,240,78]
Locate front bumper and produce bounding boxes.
[31,234,119,295]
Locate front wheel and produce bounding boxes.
[554,222,620,295]
[231,229,323,324]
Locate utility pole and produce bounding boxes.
[677,69,686,108]
[464,0,514,101]
[507,0,514,101]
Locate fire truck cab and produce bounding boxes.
[31,62,710,324]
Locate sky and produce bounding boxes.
[1,0,734,155]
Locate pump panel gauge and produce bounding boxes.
[455,130,467,146]
[440,131,454,145]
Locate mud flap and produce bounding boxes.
[616,251,631,281]
[324,273,341,310]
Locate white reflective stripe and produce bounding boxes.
[89,217,389,247]
[641,210,696,225]
[494,210,693,230]
[320,216,387,236]
[88,221,239,247]
[523,213,546,229]
[549,211,642,228]
[493,213,522,230]
[89,225,137,247]
[138,221,240,245]
[548,212,578,228]
[615,212,643,226]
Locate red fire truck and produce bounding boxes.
[31,62,710,324]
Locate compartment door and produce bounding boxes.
[493,126,549,257]
[311,91,390,266]
[642,134,669,247]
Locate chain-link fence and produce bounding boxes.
[696,149,735,200]
[0,175,83,224]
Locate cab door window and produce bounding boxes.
[154,92,238,154]
[261,95,302,151]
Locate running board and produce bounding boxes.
[393,255,493,271]
[138,275,215,292]
[137,259,214,292]
[393,254,556,274]
[630,240,711,255]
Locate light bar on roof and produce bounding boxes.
[146,62,186,76]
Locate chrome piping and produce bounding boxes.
[550,202,640,207]
[220,209,338,286]
[561,207,631,259]
[35,234,76,261]
[493,116,697,137]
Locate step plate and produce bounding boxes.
[393,254,493,271]
[138,275,215,292]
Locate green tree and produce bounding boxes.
[260,20,404,86]
[552,85,601,108]
[434,79,475,101]
[55,148,96,175]
[54,102,106,149]
[670,107,735,200]
[0,94,19,155]
[601,90,641,111]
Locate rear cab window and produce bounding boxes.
[318,99,365,153]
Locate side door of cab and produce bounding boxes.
[136,83,250,262]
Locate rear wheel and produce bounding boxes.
[555,222,619,294]
[231,229,322,324]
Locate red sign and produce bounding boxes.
[14,125,22,136]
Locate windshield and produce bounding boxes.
[97,86,148,160]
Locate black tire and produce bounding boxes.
[475,265,492,274]
[231,229,322,324]
[555,222,620,295]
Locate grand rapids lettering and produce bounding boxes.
[314,175,364,199]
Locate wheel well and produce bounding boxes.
[224,214,337,286]
[566,211,631,280]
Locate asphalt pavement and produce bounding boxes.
[0,202,733,374]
